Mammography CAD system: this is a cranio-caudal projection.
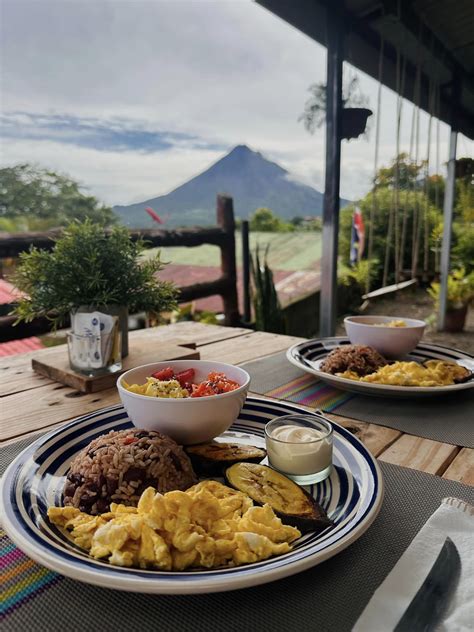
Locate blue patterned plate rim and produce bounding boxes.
[0,396,383,594]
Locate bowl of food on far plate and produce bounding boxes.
[117,360,250,445]
[344,315,426,358]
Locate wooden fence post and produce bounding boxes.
[216,195,240,326]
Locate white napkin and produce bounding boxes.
[354,497,474,632]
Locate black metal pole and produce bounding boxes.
[438,78,460,331]
[320,5,344,337]
[241,220,251,323]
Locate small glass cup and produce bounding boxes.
[67,330,122,377]
[264,413,333,484]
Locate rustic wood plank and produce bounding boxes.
[0,383,121,442]
[199,332,305,364]
[378,434,460,476]
[325,413,402,458]
[132,322,251,346]
[442,448,474,486]
[0,323,251,397]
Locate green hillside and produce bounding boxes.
[147,232,322,271]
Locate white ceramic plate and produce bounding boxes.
[287,337,474,398]
[0,396,383,594]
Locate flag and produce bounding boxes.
[350,206,365,265]
[145,207,163,224]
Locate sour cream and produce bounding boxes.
[265,421,333,477]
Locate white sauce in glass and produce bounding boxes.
[266,424,332,475]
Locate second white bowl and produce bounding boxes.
[117,360,250,445]
[344,315,426,358]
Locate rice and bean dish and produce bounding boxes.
[63,429,197,514]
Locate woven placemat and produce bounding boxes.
[1,433,473,631]
[243,352,474,448]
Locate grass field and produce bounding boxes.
[148,231,322,271]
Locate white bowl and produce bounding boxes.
[117,360,250,445]
[344,315,426,358]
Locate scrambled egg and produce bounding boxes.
[48,480,300,570]
[337,360,468,387]
[123,378,189,398]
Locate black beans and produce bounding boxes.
[170,452,183,472]
[123,467,144,482]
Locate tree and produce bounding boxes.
[339,177,442,287]
[375,153,425,190]
[0,164,115,230]
[249,207,293,232]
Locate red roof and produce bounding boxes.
[0,336,44,357]
[0,279,44,356]
[0,279,22,304]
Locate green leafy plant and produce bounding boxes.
[12,220,178,327]
[250,245,286,334]
[427,267,474,310]
[170,304,218,325]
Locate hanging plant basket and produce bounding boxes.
[341,108,372,140]
[455,158,474,179]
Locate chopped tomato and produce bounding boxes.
[123,436,138,445]
[190,372,240,397]
[151,367,175,381]
[191,382,217,398]
[175,368,195,387]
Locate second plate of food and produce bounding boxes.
[287,337,474,398]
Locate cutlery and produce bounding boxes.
[393,537,461,632]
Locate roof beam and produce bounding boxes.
[257,0,474,138]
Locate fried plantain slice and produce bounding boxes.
[185,442,266,475]
[225,462,332,534]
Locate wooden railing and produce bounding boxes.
[0,194,240,342]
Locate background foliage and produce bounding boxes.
[0,164,115,231]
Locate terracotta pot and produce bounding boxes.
[341,108,372,140]
[444,305,468,333]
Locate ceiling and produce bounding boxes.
[257,0,474,139]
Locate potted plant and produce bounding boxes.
[299,74,372,140]
[341,108,373,140]
[12,220,179,356]
[428,267,474,332]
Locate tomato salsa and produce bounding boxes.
[148,367,241,397]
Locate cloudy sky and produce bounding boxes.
[1,0,472,207]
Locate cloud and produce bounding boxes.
[1,111,226,153]
[1,0,468,207]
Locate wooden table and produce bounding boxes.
[1,322,472,486]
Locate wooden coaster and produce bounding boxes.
[32,340,200,393]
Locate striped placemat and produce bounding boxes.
[265,373,353,411]
[1,528,62,618]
